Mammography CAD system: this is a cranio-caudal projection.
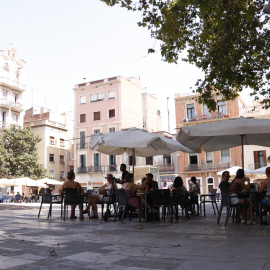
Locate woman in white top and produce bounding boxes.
[83,174,116,219]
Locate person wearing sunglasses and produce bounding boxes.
[219,171,231,191]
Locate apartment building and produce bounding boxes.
[175,92,246,194]
[73,76,163,188]
[0,48,25,129]
[24,107,74,181]
[239,99,270,171]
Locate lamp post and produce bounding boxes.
[263,0,270,14]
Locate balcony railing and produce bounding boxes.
[0,77,26,91]
[184,161,235,172]
[88,166,105,173]
[76,143,89,150]
[77,167,88,173]
[183,112,230,123]
[107,165,118,172]
[0,98,12,108]
[158,164,175,173]
[11,102,23,112]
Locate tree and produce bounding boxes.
[101,0,270,111]
[0,126,47,179]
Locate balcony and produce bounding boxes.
[11,102,23,112]
[0,77,25,92]
[76,143,89,150]
[88,166,105,173]
[107,165,118,172]
[183,112,230,124]
[158,164,175,174]
[0,98,12,109]
[184,161,235,172]
[77,167,87,174]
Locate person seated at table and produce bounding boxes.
[141,177,146,185]
[15,192,22,203]
[258,167,270,224]
[229,168,255,225]
[189,176,200,215]
[171,176,191,211]
[83,174,116,219]
[219,171,231,191]
[122,173,151,214]
[60,170,85,219]
[144,173,158,190]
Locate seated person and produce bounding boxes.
[15,192,22,203]
[83,174,116,219]
[171,176,190,211]
[219,170,231,191]
[144,173,158,191]
[122,173,151,214]
[229,168,255,225]
[258,167,270,224]
[60,170,85,219]
[189,176,200,215]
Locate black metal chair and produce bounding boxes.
[217,186,246,226]
[38,188,62,219]
[83,189,93,217]
[151,189,173,223]
[63,188,83,221]
[259,194,270,225]
[200,189,219,216]
[172,189,190,220]
[101,189,117,222]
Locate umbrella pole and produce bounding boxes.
[132,148,135,179]
[241,135,244,169]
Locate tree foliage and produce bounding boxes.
[0,126,47,179]
[101,0,270,111]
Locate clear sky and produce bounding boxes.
[0,0,252,133]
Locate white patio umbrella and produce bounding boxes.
[249,165,269,178]
[217,166,253,178]
[37,178,64,186]
[176,117,270,168]
[91,127,194,177]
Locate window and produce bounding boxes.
[207,178,214,193]
[80,131,85,148]
[189,153,198,164]
[109,127,115,133]
[146,156,153,165]
[221,149,230,162]
[60,171,65,180]
[254,150,266,169]
[129,156,136,166]
[80,114,86,123]
[163,155,172,165]
[94,153,100,166]
[108,90,115,99]
[2,90,7,97]
[49,154,55,162]
[60,138,65,147]
[109,155,117,171]
[79,154,86,168]
[93,111,101,121]
[14,94,19,103]
[80,95,86,104]
[93,129,100,134]
[90,92,104,102]
[12,114,19,124]
[69,152,72,160]
[60,155,65,163]
[109,109,115,118]
[49,136,55,145]
[187,104,195,120]
[217,101,226,116]
[49,170,55,178]
[206,152,213,163]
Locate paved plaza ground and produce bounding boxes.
[0,202,269,270]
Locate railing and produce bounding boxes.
[184,161,235,172]
[248,163,268,170]
[77,167,88,173]
[183,112,230,123]
[0,77,26,90]
[0,98,12,108]
[88,166,105,173]
[157,164,175,173]
[0,121,9,129]
[11,102,23,111]
[25,119,67,129]
[76,143,89,150]
[107,165,118,172]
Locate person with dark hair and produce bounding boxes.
[258,167,270,224]
[144,173,158,190]
[219,170,231,191]
[229,168,254,224]
[189,176,200,215]
[120,164,129,183]
[171,176,190,211]
[141,177,147,185]
[83,174,116,219]
[60,171,85,219]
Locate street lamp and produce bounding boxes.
[263,0,270,14]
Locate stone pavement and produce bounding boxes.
[0,202,270,270]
